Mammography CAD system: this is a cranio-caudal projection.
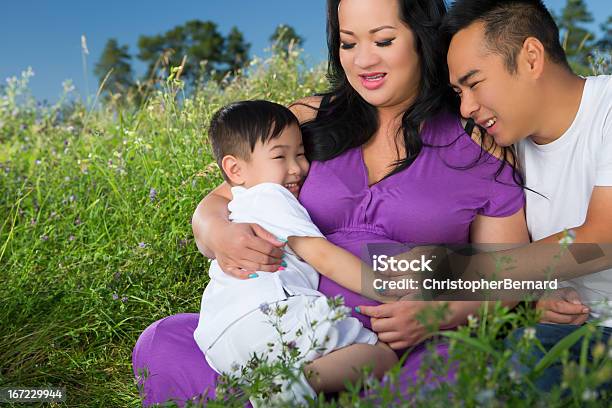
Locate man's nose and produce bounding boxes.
[460,92,480,119]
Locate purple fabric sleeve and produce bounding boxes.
[478,163,525,217]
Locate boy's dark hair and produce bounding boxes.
[208,100,298,181]
[442,0,570,73]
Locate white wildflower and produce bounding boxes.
[523,327,536,340]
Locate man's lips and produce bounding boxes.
[476,116,497,130]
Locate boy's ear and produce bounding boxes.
[221,155,246,185]
[521,37,545,79]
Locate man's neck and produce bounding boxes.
[530,68,586,145]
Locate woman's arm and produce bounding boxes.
[192,182,232,258]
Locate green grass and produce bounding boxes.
[1,50,610,407]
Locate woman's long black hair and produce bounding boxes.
[299,0,526,189]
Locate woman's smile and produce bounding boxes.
[359,72,387,90]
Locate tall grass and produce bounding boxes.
[0,49,610,407]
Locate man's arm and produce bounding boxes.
[538,186,612,244]
[454,210,612,283]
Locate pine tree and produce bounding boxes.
[94,39,134,96]
[269,24,304,55]
[137,20,226,86]
[223,26,251,78]
[594,15,612,52]
[556,0,595,72]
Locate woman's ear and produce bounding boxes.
[221,155,246,185]
[521,37,545,79]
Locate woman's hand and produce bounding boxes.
[356,301,433,349]
[535,287,590,325]
[214,222,285,279]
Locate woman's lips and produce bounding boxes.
[359,72,387,90]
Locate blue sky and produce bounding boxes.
[1,0,609,102]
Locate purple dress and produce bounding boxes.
[132,111,524,406]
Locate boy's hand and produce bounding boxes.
[536,287,590,325]
[215,223,285,279]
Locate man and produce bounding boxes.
[443,0,611,391]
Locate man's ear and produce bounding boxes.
[521,37,545,79]
[221,155,246,185]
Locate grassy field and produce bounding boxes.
[1,51,610,407]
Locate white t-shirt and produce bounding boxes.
[517,75,612,327]
[194,183,326,352]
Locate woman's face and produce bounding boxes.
[338,0,421,111]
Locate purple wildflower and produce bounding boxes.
[68,235,75,241]
[112,293,119,301]
[40,235,48,241]
[74,217,81,226]
[149,188,157,202]
[121,296,128,303]
[259,303,271,315]
[138,242,147,249]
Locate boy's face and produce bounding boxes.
[239,124,310,198]
[447,22,538,147]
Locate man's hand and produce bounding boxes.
[356,301,434,349]
[214,223,285,279]
[536,287,590,325]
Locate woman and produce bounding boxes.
[132,0,529,405]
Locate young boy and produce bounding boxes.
[443,0,611,390]
[193,100,398,405]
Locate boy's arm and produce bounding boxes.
[287,236,396,302]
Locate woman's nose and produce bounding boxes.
[353,44,380,69]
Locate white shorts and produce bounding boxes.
[205,294,378,374]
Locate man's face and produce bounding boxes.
[447,22,537,146]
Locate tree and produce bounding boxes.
[269,24,304,55]
[594,15,612,52]
[556,0,595,72]
[94,38,134,96]
[137,20,226,85]
[223,26,251,77]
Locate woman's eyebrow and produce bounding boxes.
[340,25,397,36]
[369,25,396,34]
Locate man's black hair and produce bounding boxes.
[208,100,298,181]
[442,0,570,73]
